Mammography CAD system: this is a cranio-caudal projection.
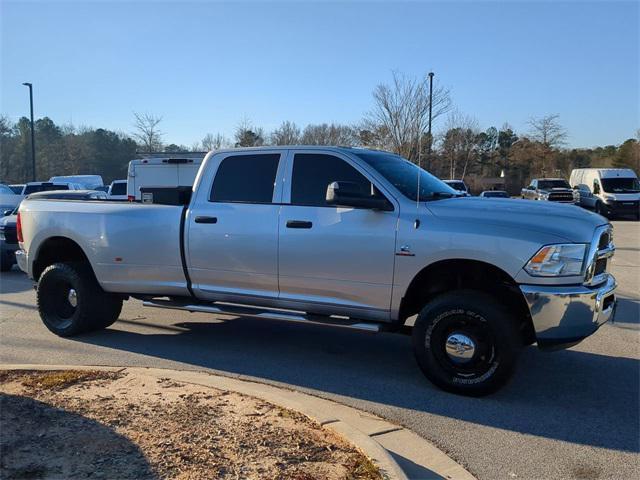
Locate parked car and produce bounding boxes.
[16,146,617,396]
[107,180,128,200]
[443,179,471,196]
[22,182,83,195]
[480,190,510,198]
[49,175,104,190]
[521,178,575,203]
[8,184,25,194]
[0,206,18,271]
[0,184,22,215]
[26,190,108,201]
[127,155,204,201]
[570,168,640,220]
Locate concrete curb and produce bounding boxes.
[1,364,475,480]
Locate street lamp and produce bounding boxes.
[22,82,36,181]
[426,72,434,171]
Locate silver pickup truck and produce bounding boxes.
[16,147,617,396]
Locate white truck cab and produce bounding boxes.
[570,168,640,219]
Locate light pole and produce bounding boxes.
[22,82,36,181]
[426,72,434,171]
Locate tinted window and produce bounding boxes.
[111,182,127,195]
[210,154,280,203]
[0,185,14,194]
[23,184,70,194]
[291,154,373,206]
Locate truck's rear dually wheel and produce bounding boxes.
[37,262,122,337]
[412,290,522,396]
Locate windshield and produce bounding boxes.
[353,150,459,201]
[24,184,70,194]
[483,191,509,198]
[537,179,570,190]
[445,181,467,192]
[111,182,127,195]
[601,177,640,193]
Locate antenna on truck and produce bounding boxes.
[415,72,435,229]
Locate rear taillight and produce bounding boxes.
[16,212,23,243]
[127,195,135,202]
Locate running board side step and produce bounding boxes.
[142,299,382,332]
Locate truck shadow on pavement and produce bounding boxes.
[75,314,640,454]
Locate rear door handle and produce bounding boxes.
[194,216,218,224]
[286,220,312,229]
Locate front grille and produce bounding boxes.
[594,258,607,276]
[548,192,574,202]
[599,231,610,249]
[586,226,614,286]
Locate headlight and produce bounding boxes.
[524,244,587,277]
[539,193,549,200]
[603,195,615,204]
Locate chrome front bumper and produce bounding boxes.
[15,249,28,274]
[520,273,617,349]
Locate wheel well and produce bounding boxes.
[399,259,536,345]
[33,237,91,281]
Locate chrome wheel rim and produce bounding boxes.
[445,332,476,364]
[67,288,78,308]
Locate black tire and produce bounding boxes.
[412,290,522,396]
[37,262,122,337]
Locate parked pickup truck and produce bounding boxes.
[521,178,576,203]
[16,147,617,396]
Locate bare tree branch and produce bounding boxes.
[132,112,163,153]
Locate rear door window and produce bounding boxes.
[210,154,280,203]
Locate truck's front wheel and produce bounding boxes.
[37,262,122,337]
[412,290,522,396]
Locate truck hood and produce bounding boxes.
[425,197,605,243]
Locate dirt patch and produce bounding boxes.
[0,370,381,480]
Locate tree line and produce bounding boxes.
[1,71,638,192]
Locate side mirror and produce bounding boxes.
[326,181,393,211]
[572,185,579,190]
[2,209,12,217]
[593,182,600,194]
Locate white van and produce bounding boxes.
[126,155,204,201]
[49,175,104,190]
[570,168,639,219]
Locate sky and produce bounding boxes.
[1,0,638,148]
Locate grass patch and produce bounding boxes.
[348,454,381,480]
[18,370,116,391]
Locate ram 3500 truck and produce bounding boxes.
[16,147,617,396]
[521,178,576,203]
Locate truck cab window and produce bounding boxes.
[210,154,280,203]
[291,153,374,206]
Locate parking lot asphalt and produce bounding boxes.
[1,220,638,480]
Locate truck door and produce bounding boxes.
[277,151,398,320]
[186,151,285,302]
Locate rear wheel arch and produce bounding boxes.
[399,259,535,346]
[32,236,94,282]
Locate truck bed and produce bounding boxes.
[19,199,189,296]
